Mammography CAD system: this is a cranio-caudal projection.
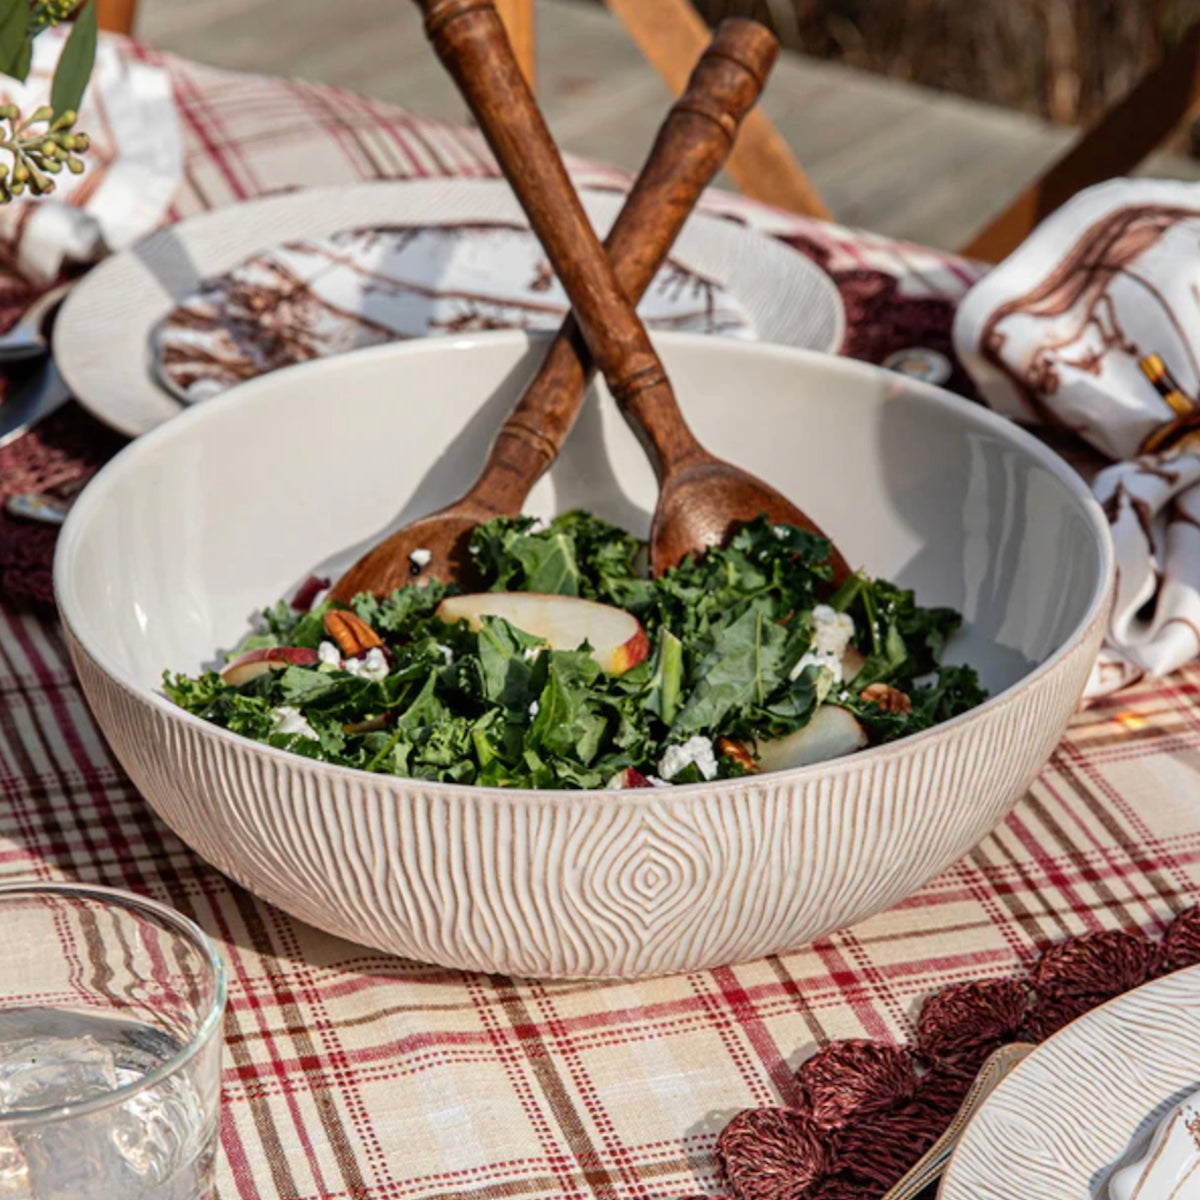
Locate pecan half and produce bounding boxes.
[324,609,383,658]
[860,682,912,714]
[718,736,759,774]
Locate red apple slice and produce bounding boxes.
[221,645,319,686]
[754,705,867,772]
[435,592,649,675]
[606,767,655,789]
[290,573,330,612]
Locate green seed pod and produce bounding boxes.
[13,164,28,183]
[66,156,84,175]
[29,106,53,125]
[73,133,90,152]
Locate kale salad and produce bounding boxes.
[164,513,986,790]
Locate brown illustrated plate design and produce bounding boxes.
[151,223,756,406]
[55,181,844,438]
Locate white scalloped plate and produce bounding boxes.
[54,179,843,438]
[941,965,1200,1200]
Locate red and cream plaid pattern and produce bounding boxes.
[1,39,1196,1200]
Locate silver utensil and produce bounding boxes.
[0,281,72,361]
[4,476,85,525]
[881,1042,1035,1200]
[0,360,71,450]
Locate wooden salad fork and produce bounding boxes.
[331,17,792,602]
[401,0,850,584]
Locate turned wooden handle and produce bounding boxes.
[416,0,711,478]
[470,18,779,509]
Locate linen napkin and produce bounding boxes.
[954,179,1200,698]
[0,26,180,283]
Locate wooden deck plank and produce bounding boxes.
[135,0,1200,250]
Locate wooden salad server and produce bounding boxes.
[330,18,787,602]
[403,0,851,583]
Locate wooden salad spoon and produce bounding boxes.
[331,18,788,602]
[405,0,851,583]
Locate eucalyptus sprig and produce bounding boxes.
[0,102,87,198]
[0,0,96,202]
[31,0,80,34]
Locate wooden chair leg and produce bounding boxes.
[962,18,1200,263]
[95,0,138,35]
[601,0,830,219]
[494,0,536,92]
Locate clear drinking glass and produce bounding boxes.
[0,882,226,1200]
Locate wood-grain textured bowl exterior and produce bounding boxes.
[55,333,1114,979]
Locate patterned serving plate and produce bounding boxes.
[150,222,757,406]
[941,965,1200,1199]
[55,179,843,437]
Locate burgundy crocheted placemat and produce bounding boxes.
[698,908,1200,1200]
[0,263,126,611]
[0,402,125,608]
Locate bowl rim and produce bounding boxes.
[54,330,1116,805]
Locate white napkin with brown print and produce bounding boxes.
[954,179,1200,698]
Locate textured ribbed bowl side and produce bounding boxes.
[63,590,1106,980]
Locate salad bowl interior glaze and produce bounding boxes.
[55,332,1113,978]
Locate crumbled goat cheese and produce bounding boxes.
[435,642,454,664]
[658,735,718,782]
[811,605,855,655]
[528,699,540,718]
[647,776,670,788]
[409,547,432,569]
[522,646,541,663]
[270,705,319,740]
[789,605,856,683]
[318,640,343,668]
[343,646,389,682]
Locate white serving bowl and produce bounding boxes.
[55,333,1113,979]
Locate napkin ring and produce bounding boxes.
[1139,353,1200,454]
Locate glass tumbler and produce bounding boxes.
[0,881,226,1200]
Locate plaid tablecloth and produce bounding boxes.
[2,39,1199,1200]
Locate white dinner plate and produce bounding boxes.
[54,179,844,438]
[941,964,1200,1200]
